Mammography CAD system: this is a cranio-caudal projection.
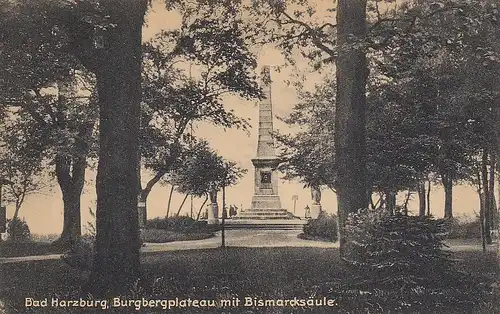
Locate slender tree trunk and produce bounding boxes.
[87,1,147,296]
[480,191,486,253]
[492,86,500,269]
[369,192,376,209]
[426,179,431,216]
[138,170,168,225]
[418,180,426,216]
[13,204,21,221]
[482,149,492,244]
[166,185,175,218]
[385,190,396,215]
[334,0,368,257]
[476,167,486,252]
[488,157,496,232]
[196,195,209,221]
[175,194,189,216]
[402,190,411,215]
[11,204,21,242]
[221,185,226,248]
[495,174,500,236]
[443,174,453,219]
[367,186,373,209]
[377,192,385,209]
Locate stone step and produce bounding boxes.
[234,209,298,220]
[224,224,304,230]
[224,218,307,229]
[238,211,288,216]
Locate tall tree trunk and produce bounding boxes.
[87,1,147,296]
[492,84,500,269]
[385,189,396,215]
[482,149,492,244]
[334,0,368,257]
[442,174,453,218]
[418,180,426,216]
[166,185,175,218]
[175,193,189,216]
[53,154,85,248]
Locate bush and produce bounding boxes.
[145,216,220,232]
[341,208,491,311]
[61,234,95,270]
[444,217,481,239]
[30,233,59,243]
[141,229,214,243]
[302,212,338,242]
[61,207,96,270]
[6,217,31,242]
[344,209,455,289]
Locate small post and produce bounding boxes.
[292,195,298,215]
[0,183,5,240]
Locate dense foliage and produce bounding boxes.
[445,217,482,239]
[61,234,95,271]
[344,208,454,288]
[340,208,492,311]
[145,216,220,233]
[6,217,31,242]
[302,212,338,242]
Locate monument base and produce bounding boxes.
[207,218,219,225]
[233,193,294,220]
[234,209,296,220]
[310,204,322,219]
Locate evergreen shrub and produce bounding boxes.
[6,217,31,242]
[343,208,453,290]
[146,216,220,232]
[302,212,338,242]
[339,208,493,312]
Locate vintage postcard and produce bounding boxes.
[0,0,498,313]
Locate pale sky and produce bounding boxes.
[3,0,483,235]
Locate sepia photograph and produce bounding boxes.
[0,0,499,313]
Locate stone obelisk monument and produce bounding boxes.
[237,66,289,219]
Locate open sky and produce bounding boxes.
[3,0,483,235]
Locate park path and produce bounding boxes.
[0,230,337,264]
[0,229,495,264]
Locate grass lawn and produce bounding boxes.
[0,242,67,258]
[140,229,215,243]
[1,247,498,313]
[297,233,335,242]
[0,230,215,258]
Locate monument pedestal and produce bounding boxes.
[310,204,322,219]
[234,194,290,219]
[207,203,219,225]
